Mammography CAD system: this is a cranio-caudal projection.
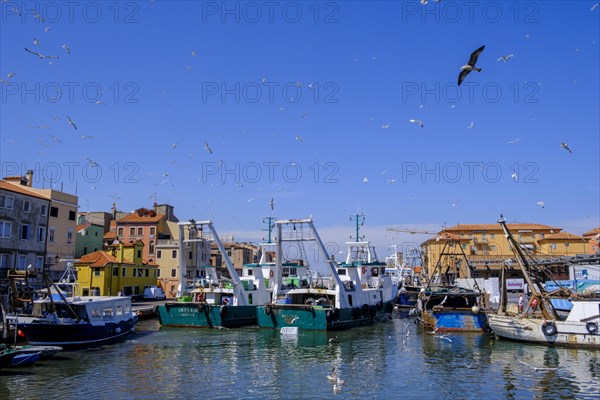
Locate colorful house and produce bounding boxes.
[75,240,159,296]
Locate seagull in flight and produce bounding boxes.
[62,44,71,54]
[467,121,474,129]
[30,9,45,22]
[537,201,545,208]
[86,158,99,167]
[511,172,518,182]
[409,119,424,128]
[514,355,560,371]
[247,198,255,203]
[203,141,213,154]
[66,116,77,130]
[458,45,485,86]
[497,54,514,62]
[449,200,460,207]
[381,124,391,129]
[269,198,275,210]
[81,135,96,139]
[507,137,522,144]
[295,135,303,142]
[49,134,62,144]
[362,176,369,183]
[7,72,15,78]
[591,3,599,11]
[24,47,60,59]
[560,143,573,153]
[33,38,40,45]
[191,50,197,56]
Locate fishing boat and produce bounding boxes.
[487,215,600,348]
[257,217,396,331]
[0,347,18,369]
[415,234,488,332]
[157,220,270,328]
[6,266,138,350]
[392,248,424,313]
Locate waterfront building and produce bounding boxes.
[0,177,50,277]
[75,241,159,296]
[421,223,591,280]
[74,223,105,258]
[156,220,211,299]
[2,171,78,280]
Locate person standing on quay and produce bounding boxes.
[518,293,524,313]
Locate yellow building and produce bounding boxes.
[75,240,159,296]
[421,223,590,280]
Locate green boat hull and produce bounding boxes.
[257,301,395,331]
[157,303,257,328]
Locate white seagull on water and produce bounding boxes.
[514,355,560,371]
[458,45,485,86]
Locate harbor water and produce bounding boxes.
[1,318,599,399]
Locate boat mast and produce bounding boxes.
[498,215,557,320]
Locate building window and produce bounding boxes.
[37,226,46,242]
[41,204,48,216]
[67,230,73,244]
[550,243,557,250]
[23,200,31,213]
[189,251,193,260]
[145,269,149,277]
[157,250,162,259]
[0,195,14,209]
[137,227,143,236]
[20,224,30,240]
[0,221,11,238]
[50,206,59,217]
[150,227,156,236]
[48,228,55,242]
[171,268,177,278]
[540,233,545,239]
[17,254,26,269]
[84,246,88,254]
[149,241,155,255]
[137,249,142,259]
[172,250,177,259]
[95,231,98,237]
[157,269,160,277]
[36,256,43,269]
[490,233,495,239]
[94,269,100,276]
[122,267,126,277]
[0,254,10,268]
[491,245,496,251]
[130,227,135,236]
[69,210,76,221]
[113,267,119,277]
[118,227,124,236]
[133,268,137,277]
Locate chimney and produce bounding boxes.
[153,202,158,211]
[25,170,33,187]
[112,203,117,220]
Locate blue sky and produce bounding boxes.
[1,1,599,258]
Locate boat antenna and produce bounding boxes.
[262,216,275,243]
[349,213,366,242]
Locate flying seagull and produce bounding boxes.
[269,198,275,211]
[381,124,391,129]
[203,141,212,154]
[30,9,45,22]
[7,72,15,78]
[497,54,514,62]
[362,176,369,183]
[24,47,60,59]
[409,119,424,128]
[537,201,545,208]
[467,121,474,129]
[66,116,77,130]
[295,135,303,142]
[514,355,560,371]
[458,45,485,86]
[507,137,522,144]
[49,134,62,144]
[62,44,71,54]
[191,50,197,56]
[33,38,40,45]
[560,143,573,153]
[81,135,96,139]
[592,3,599,11]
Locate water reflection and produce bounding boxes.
[1,319,598,400]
